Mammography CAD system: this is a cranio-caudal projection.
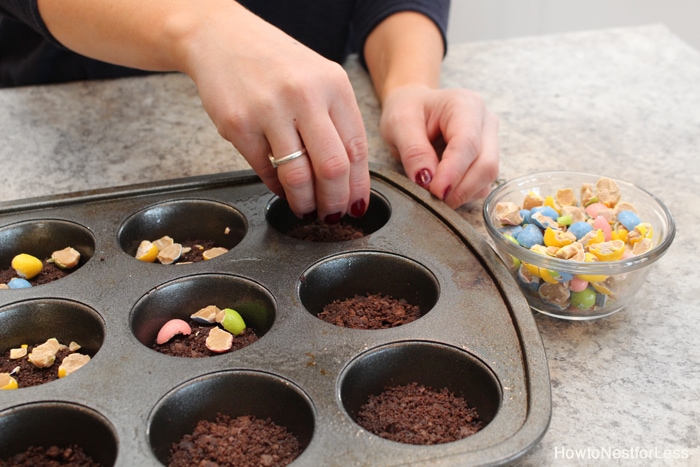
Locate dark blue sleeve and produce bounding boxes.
[0,0,64,47]
[350,0,450,65]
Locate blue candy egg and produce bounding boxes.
[516,224,544,248]
[617,210,641,230]
[517,265,540,292]
[531,206,559,219]
[519,209,532,225]
[568,221,593,240]
[499,225,523,238]
[8,278,32,289]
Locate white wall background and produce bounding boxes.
[447,0,700,51]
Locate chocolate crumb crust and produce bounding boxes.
[168,413,301,467]
[318,293,421,329]
[0,444,101,467]
[357,382,483,445]
[153,322,259,358]
[286,219,364,242]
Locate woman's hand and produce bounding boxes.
[37,0,371,221]
[182,3,371,220]
[380,84,499,208]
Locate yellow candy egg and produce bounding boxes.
[11,253,43,279]
[0,373,18,390]
[135,240,159,262]
[544,227,576,248]
[589,240,626,262]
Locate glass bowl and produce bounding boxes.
[483,172,675,320]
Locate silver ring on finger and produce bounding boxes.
[268,147,307,168]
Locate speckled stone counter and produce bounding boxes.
[1,24,698,466]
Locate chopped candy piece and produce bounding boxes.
[51,247,81,269]
[157,243,183,264]
[544,227,576,248]
[156,319,192,345]
[135,240,159,262]
[58,353,91,378]
[191,305,222,324]
[9,347,27,359]
[28,338,62,368]
[589,240,626,261]
[494,201,522,226]
[580,183,595,206]
[0,373,18,390]
[555,188,576,207]
[203,247,228,260]
[205,327,234,353]
[522,191,543,210]
[595,177,621,207]
[538,282,570,310]
[152,235,175,251]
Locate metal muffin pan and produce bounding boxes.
[0,166,551,466]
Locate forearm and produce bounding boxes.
[36,0,248,74]
[363,11,444,103]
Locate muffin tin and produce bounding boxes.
[0,166,551,466]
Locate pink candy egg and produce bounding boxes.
[156,319,192,344]
[593,216,612,241]
[569,277,589,293]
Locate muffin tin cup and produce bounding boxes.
[0,167,550,466]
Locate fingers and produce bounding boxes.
[439,111,500,208]
[384,86,500,208]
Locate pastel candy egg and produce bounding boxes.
[0,373,18,390]
[530,210,558,230]
[570,288,597,310]
[516,224,544,249]
[568,221,593,240]
[593,216,612,241]
[617,210,641,230]
[7,278,32,289]
[221,308,246,336]
[499,225,523,238]
[156,319,192,345]
[517,265,540,292]
[531,206,559,219]
[519,209,532,225]
[585,202,608,218]
[569,277,589,293]
[11,254,43,279]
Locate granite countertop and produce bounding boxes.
[1,24,698,465]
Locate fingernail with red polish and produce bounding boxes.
[415,168,432,188]
[324,212,342,225]
[302,210,317,220]
[442,185,452,201]
[350,198,366,217]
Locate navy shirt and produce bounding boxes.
[0,0,449,87]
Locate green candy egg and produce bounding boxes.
[570,288,597,310]
[221,308,246,335]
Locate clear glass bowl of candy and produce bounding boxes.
[483,172,675,320]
